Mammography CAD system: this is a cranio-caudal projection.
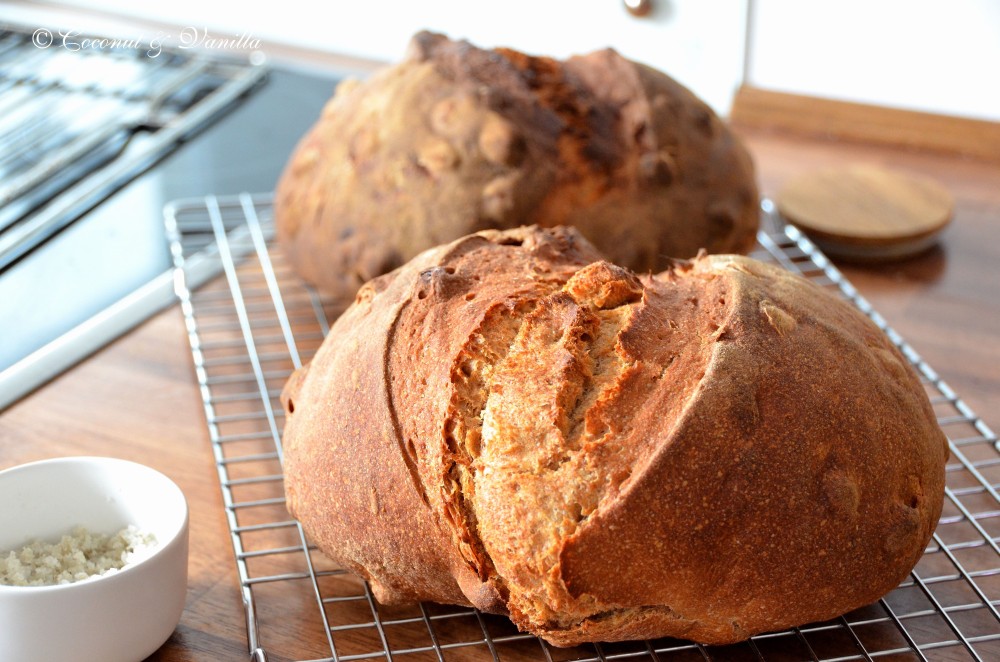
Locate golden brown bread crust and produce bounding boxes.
[281,226,947,646]
[274,32,758,300]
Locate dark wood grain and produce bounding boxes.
[1,123,998,661]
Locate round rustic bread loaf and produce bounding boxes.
[274,31,758,300]
[280,226,947,646]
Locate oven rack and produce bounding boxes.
[166,193,1000,662]
[0,23,266,271]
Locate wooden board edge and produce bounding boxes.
[729,85,1000,164]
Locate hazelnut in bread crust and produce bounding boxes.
[281,226,947,646]
[274,32,758,301]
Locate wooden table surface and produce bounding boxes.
[1,127,998,661]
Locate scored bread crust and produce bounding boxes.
[281,226,947,646]
[274,31,758,301]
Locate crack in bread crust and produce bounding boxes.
[382,227,606,615]
[562,306,635,454]
[382,235,507,516]
[468,262,658,629]
[376,243,734,632]
[467,259,733,632]
[440,298,537,587]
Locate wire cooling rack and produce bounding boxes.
[166,193,1000,662]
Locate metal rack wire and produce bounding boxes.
[166,194,1000,662]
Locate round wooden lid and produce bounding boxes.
[776,165,953,261]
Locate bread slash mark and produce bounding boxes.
[759,299,797,336]
[441,298,537,582]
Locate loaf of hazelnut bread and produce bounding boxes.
[280,225,946,646]
[274,31,758,300]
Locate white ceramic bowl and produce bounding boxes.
[0,456,189,662]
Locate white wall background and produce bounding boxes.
[18,0,749,116]
[12,0,1000,121]
[747,0,1000,122]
